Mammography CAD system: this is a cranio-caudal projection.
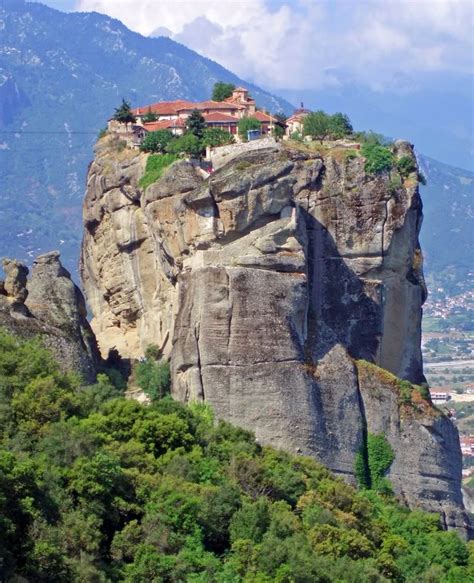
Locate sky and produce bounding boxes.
[40,0,473,91]
[39,0,474,168]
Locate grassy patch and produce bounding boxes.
[139,153,178,190]
[356,360,433,416]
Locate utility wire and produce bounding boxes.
[0,130,99,135]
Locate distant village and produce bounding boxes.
[107,86,310,148]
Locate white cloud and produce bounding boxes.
[75,0,473,90]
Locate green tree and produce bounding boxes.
[135,358,170,402]
[202,128,234,148]
[303,110,331,142]
[186,109,207,139]
[238,117,261,141]
[139,129,174,153]
[212,82,236,101]
[361,143,394,175]
[328,112,353,138]
[166,133,203,158]
[272,112,287,139]
[396,155,417,178]
[141,107,158,123]
[113,99,136,124]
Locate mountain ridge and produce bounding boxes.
[0,0,292,274]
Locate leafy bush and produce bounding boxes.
[353,131,391,146]
[238,116,261,141]
[367,433,394,492]
[396,155,417,178]
[139,129,173,153]
[202,128,234,148]
[212,82,235,101]
[138,153,178,189]
[166,133,203,158]
[303,110,353,142]
[141,109,158,123]
[361,143,394,175]
[135,358,170,402]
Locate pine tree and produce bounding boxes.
[113,99,136,124]
[185,109,206,139]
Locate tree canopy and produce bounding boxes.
[212,82,236,102]
[113,99,136,124]
[139,129,174,153]
[202,128,234,148]
[0,327,472,582]
[238,116,261,141]
[141,108,158,123]
[185,109,207,139]
[166,133,203,158]
[303,110,353,142]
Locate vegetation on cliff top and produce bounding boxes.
[0,328,472,582]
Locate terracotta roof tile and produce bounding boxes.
[134,100,194,116]
[254,111,277,123]
[142,118,185,131]
[203,112,239,123]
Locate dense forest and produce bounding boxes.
[0,329,473,582]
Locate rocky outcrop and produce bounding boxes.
[81,135,469,536]
[1,251,99,382]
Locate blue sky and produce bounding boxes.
[39,0,473,168]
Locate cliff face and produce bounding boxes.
[1,251,99,383]
[81,135,469,536]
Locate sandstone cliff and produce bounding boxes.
[1,251,99,382]
[81,134,469,536]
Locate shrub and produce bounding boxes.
[141,109,158,123]
[166,133,203,158]
[238,117,261,141]
[202,128,234,148]
[140,130,174,153]
[396,155,417,178]
[367,433,394,492]
[361,143,394,175]
[135,359,170,401]
[354,131,391,146]
[290,131,303,142]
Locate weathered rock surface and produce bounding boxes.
[1,251,99,382]
[81,135,469,536]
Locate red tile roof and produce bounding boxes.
[204,112,239,124]
[134,100,194,116]
[142,118,185,131]
[177,100,244,112]
[254,111,277,123]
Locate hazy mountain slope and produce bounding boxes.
[0,0,292,273]
[418,156,474,274]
